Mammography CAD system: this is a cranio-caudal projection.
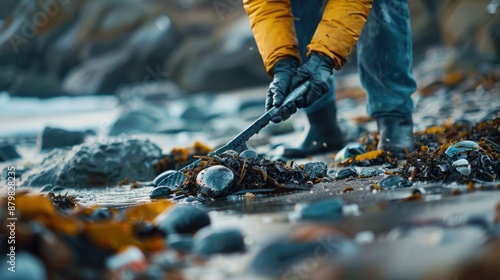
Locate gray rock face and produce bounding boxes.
[302,162,328,179]
[22,138,162,187]
[196,165,235,198]
[39,127,86,150]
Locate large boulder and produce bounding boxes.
[21,138,162,187]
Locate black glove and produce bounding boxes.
[290,52,334,109]
[266,56,299,123]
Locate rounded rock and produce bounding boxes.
[166,234,193,252]
[196,165,235,198]
[149,187,173,199]
[239,149,258,159]
[153,170,177,186]
[295,199,344,221]
[335,167,357,180]
[193,228,245,256]
[157,206,211,235]
[380,175,405,189]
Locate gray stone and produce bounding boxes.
[239,149,258,159]
[149,187,173,199]
[157,206,211,235]
[335,167,357,180]
[196,165,235,198]
[193,228,245,257]
[39,127,86,151]
[22,138,162,187]
[295,199,344,221]
[153,170,177,187]
[379,175,412,189]
[166,234,193,252]
[302,162,328,179]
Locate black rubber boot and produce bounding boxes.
[277,102,345,158]
[376,115,415,158]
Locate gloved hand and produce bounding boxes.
[290,52,334,109]
[266,56,299,123]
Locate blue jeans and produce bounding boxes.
[291,0,417,117]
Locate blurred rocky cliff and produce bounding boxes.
[0,0,498,97]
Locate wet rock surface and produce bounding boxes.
[21,138,162,187]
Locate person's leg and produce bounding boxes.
[279,0,344,158]
[357,0,416,156]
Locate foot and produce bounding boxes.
[273,102,345,158]
[376,115,414,158]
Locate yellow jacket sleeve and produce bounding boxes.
[308,0,372,70]
[243,0,300,75]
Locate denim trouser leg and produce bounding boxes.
[291,0,335,114]
[357,0,417,118]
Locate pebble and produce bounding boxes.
[193,228,245,257]
[156,206,211,235]
[334,144,366,162]
[379,175,412,189]
[166,234,193,252]
[452,159,471,176]
[302,162,328,178]
[239,149,258,159]
[89,208,114,221]
[293,199,344,221]
[196,165,235,198]
[149,187,173,199]
[335,167,357,180]
[153,170,177,186]
[0,143,20,162]
[249,237,357,277]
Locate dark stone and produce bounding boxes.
[156,171,186,192]
[153,170,177,187]
[39,127,86,151]
[109,110,163,136]
[166,234,193,252]
[196,165,235,198]
[249,237,357,277]
[302,162,328,179]
[335,167,357,180]
[296,199,344,221]
[157,206,211,235]
[149,187,173,199]
[379,175,412,189]
[239,150,258,159]
[0,143,20,162]
[193,228,245,256]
